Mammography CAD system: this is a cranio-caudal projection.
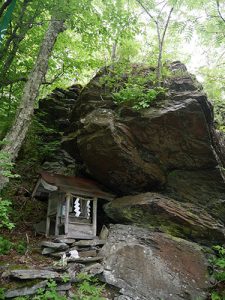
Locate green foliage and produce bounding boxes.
[61,273,70,283]
[0,199,14,229]
[73,273,106,300]
[0,236,13,255]
[211,291,224,300]
[15,241,27,255]
[101,62,166,110]
[0,236,28,255]
[0,288,5,300]
[209,246,225,299]
[0,151,19,179]
[113,83,162,110]
[33,280,66,300]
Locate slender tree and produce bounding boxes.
[0,17,65,189]
[135,0,173,84]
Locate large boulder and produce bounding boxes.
[65,62,225,204]
[166,169,225,223]
[100,224,211,300]
[104,192,225,244]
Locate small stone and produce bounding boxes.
[50,251,65,258]
[99,225,109,240]
[40,241,69,251]
[42,247,56,255]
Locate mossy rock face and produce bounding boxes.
[104,192,225,245]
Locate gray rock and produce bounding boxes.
[42,247,56,255]
[82,263,103,276]
[114,296,133,300]
[79,249,97,257]
[100,224,211,300]
[99,225,109,240]
[54,238,75,245]
[50,251,66,258]
[5,280,48,299]
[40,241,69,251]
[56,282,72,291]
[8,269,61,280]
[73,239,105,247]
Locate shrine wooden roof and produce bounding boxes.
[32,172,115,200]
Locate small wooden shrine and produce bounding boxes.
[32,172,114,239]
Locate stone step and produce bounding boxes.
[3,269,61,280]
[79,249,97,258]
[5,280,48,299]
[40,241,69,251]
[73,240,106,247]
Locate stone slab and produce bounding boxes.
[8,269,61,280]
[5,280,48,299]
[40,241,69,251]
[73,240,105,247]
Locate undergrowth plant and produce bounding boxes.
[33,280,67,300]
[0,236,27,255]
[0,199,14,229]
[100,62,167,110]
[0,236,13,255]
[73,273,106,300]
[0,142,18,230]
[209,245,225,300]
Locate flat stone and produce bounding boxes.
[54,238,75,245]
[68,256,103,263]
[82,263,103,276]
[42,247,56,255]
[50,251,65,258]
[5,280,48,298]
[73,240,105,247]
[8,269,61,280]
[40,241,69,251]
[78,250,97,257]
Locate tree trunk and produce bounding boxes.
[156,7,173,86]
[0,17,65,189]
[111,40,118,63]
[0,0,13,19]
